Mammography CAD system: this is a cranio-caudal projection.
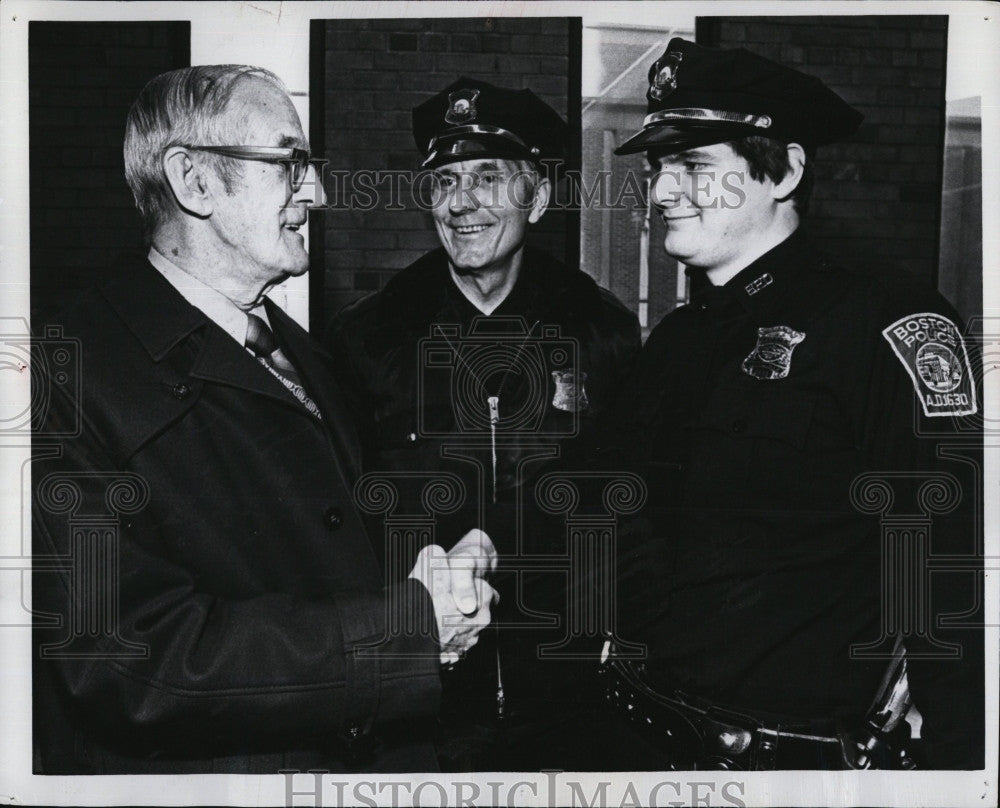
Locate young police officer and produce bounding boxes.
[601,39,983,770]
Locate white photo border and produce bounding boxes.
[1,2,996,806]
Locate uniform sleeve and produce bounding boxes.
[32,377,441,760]
[854,297,984,769]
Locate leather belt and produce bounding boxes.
[600,657,916,770]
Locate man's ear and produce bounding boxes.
[528,176,551,224]
[162,146,214,218]
[772,143,806,201]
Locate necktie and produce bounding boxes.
[245,313,322,420]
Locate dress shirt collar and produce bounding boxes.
[148,247,271,348]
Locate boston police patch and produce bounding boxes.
[882,312,977,417]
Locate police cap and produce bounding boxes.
[413,77,567,169]
[615,38,863,156]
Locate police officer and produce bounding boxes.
[327,78,641,769]
[601,39,983,769]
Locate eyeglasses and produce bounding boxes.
[187,145,311,190]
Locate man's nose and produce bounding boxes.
[292,162,327,208]
[448,176,482,215]
[650,169,686,209]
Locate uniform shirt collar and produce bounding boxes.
[442,254,537,322]
[148,247,271,348]
[687,229,811,319]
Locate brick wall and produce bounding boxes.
[318,18,577,324]
[581,115,683,338]
[699,15,948,285]
[29,22,190,321]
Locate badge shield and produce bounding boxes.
[741,325,806,380]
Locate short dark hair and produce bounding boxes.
[729,135,814,216]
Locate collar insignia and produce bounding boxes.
[742,325,806,381]
[445,89,481,125]
[744,273,774,296]
[649,51,683,101]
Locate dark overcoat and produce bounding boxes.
[32,257,441,774]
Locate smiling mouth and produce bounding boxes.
[453,224,492,235]
[284,223,302,232]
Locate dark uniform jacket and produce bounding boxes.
[326,246,641,547]
[326,246,641,768]
[31,257,441,774]
[604,230,983,769]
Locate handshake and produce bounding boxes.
[408,529,498,666]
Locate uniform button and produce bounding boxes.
[347,724,361,739]
[171,382,191,400]
[323,506,344,531]
[731,419,747,434]
[406,432,417,442]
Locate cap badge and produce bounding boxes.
[650,51,683,101]
[445,89,481,124]
[741,325,806,381]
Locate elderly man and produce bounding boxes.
[31,64,495,774]
[599,39,983,770]
[327,78,641,769]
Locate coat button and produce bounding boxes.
[171,382,191,400]
[731,419,747,434]
[323,506,344,531]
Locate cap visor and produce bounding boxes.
[422,135,532,169]
[613,122,761,156]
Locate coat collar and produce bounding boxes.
[99,257,361,477]
[378,246,588,329]
[99,255,208,361]
[99,258,295,409]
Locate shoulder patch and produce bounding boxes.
[882,312,977,417]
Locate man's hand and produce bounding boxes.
[408,529,498,666]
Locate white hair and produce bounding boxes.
[123,64,288,238]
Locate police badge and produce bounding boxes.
[741,326,806,380]
[649,51,683,101]
[552,370,589,413]
[445,89,480,125]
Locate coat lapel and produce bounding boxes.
[265,298,363,480]
[101,258,332,415]
[186,324,310,412]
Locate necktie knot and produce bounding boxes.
[243,311,323,421]
[245,313,277,358]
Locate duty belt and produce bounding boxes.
[599,652,917,770]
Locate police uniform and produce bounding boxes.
[602,39,983,770]
[326,79,642,769]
